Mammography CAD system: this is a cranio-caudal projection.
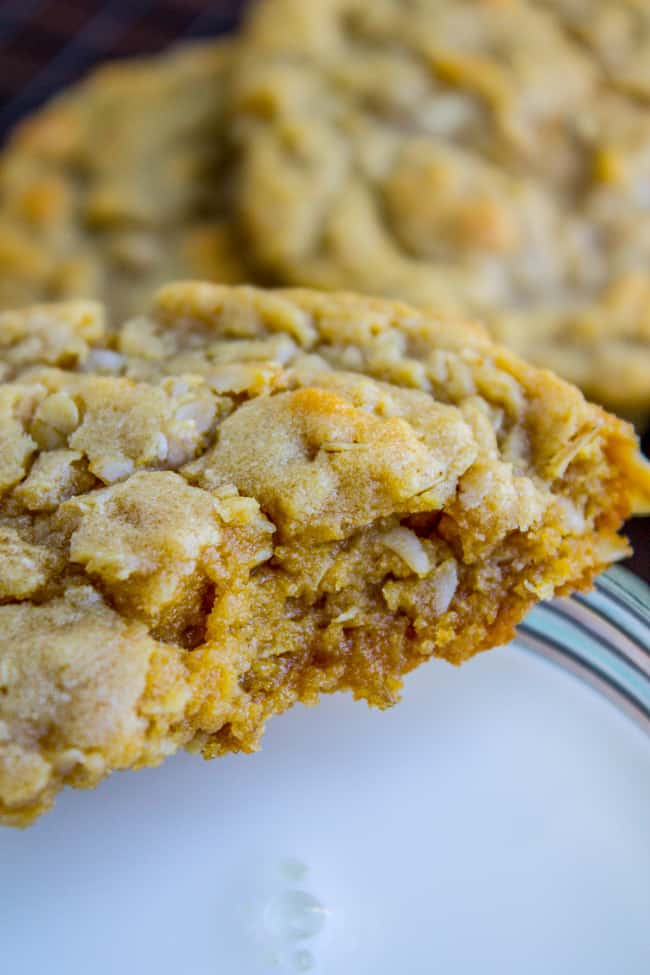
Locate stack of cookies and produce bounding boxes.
[1,0,649,825]
[3,0,650,420]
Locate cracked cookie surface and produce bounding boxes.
[233,0,650,418]
[1,282,648,825]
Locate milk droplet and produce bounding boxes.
[292,948,315,971]
[263,890,325,941]
[280,858,309,883]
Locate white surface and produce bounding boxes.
[1,644,649,974]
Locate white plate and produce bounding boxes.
[1,643,649,974]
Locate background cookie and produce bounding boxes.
[541,0,650,98]
[0,41,250,324]
[232,0,650,419]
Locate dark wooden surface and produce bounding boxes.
[0,0,647,583]
[0,0,246,138]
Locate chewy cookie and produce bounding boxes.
[232,0,650,418]
[0,282,648,824]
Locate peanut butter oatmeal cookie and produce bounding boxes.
[0,42,249,323]
[233,0,650,419]
[0,282,648,825]
[542,0,650,98]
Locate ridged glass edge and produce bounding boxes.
[515,567,650,733]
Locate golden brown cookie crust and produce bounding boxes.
[233,0,650,418]
[1,282,648,825]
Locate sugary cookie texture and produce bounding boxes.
[1,283,648,825]
[233,0,650,418]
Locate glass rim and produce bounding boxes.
[516,566,650,733]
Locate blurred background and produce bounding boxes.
[0,0,647,579]
[0,1,244,139]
